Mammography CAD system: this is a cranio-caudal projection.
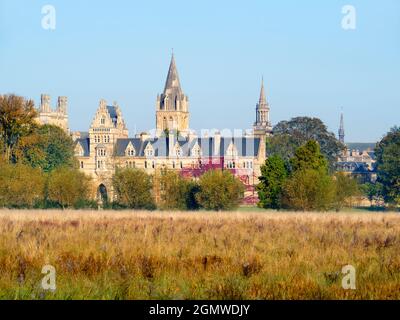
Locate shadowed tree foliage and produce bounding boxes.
[257,155,288,209]
[113,168,155,209]
[0,162,45,208]
[269,117,344,170]
[375,127,400,205]
[0,94,37,162]
[16,124,75,172]
[196,170,244,211]
[47,167,92,209]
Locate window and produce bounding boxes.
[145,161,148,169]
[145,148,154,157]
[97,148,106,157]
[101,118,105,125]
[80,161,84,169]
[176,147,182,157]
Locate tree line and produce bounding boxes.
[1,94,399,211]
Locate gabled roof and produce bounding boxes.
[115,136,262,158]
[75,138,90,157]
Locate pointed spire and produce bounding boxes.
[164,52,182,94]
[259,77,267,105]
[339,111,345,144]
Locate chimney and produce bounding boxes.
[214,131,221,156]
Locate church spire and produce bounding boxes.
[164,52,182,94]
[339,112,345,144]
[259,77,267,105]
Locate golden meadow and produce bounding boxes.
[1,210,400,300]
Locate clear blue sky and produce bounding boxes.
[1,0,399,142]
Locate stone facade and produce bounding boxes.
[36,94,69,133]
[70,55,270,202]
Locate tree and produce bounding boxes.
[283,169,335,211]
[157,169,192,210]
[271,117,344,170]
[375,127,400,205]
[113,168,155,209]
[333,173,360,211]
[47,167,92,209]
[0,162,45,208]
[290,140,328,173]
[195,170,244,211]
[0,94,37,163]
[16,124,75,172]
[257,155,288,209]
[361,182,384,206]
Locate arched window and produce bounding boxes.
[80,161,84,169]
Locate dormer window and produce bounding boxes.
[145,145,154,158]
[192,144,201,157]
[101,118,105,125]
[226,143,238,157]
[175,147,182,157]
[125,142,136,157]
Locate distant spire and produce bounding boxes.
[339,111,345,144]
[164,52,182,94]
[259,77,267,105]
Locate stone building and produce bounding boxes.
[36,94,69,133]
[71,55,269,203]
[336,113,377,183]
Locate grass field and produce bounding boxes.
[0,209,399,300]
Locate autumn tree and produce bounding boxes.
[0,94,37,163]
[47,167,92,209]
[157,169,193,210]
[196,170,244,211]
[0,162,45,208]
[113,168,155,209]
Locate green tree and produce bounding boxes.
[113,168,155,209]
[361,182,384,206]
[271,117,344,170]
[0,162,45,208]
[158,169,192,210]
[283,169,335,211]
[333,173,360,211]
[0,94,37,163]
[375,127,400,205]
[196,170,244,211]
[16,124,75,172]
[257,155,288,209]
[290,140,328,173]
[47,167,92,209]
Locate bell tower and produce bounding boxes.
[156,53,190,137]
[253,78,272,137]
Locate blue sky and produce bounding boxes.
[0,0,399,142]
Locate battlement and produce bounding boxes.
[36,94,69,133]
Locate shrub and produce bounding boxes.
[196,170,244,211]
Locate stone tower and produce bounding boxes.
[156,53,190,136]
[36,94,69,133]
[339,112,345,144]
[253,78,272,137]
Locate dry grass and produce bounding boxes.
[0,209,400,300]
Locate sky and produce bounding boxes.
[0,0,399,142]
